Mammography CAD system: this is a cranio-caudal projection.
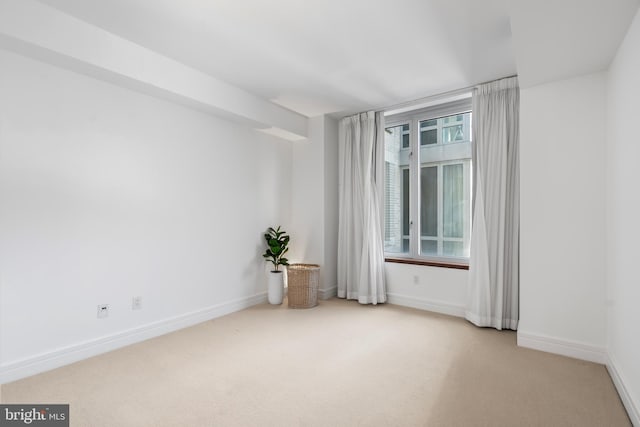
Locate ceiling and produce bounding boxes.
[510,0,639,88]
[34,0,638,118]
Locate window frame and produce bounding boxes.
[382,98,472,267]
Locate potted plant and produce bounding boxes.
[262,226,290,304]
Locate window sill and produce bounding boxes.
[384,257,469,270]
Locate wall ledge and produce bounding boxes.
[0,292,267,384]
[606,353,640,426]
[318,286,337,300]
[516,330,606,364]
[386,292,465,318]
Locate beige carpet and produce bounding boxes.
[2,298,630,426]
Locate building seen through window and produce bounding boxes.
[384,101,472,260]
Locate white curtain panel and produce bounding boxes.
[337,111,387,304]
[466,77,520,330]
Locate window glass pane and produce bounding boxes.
[443,164,463,238]
[403,168,410,239]
[402,133,410,148]
[442,125,464,143]
[421,239,437,255]
[384,161,392,242]
[420,129,437,146]
[420,166,437,237]
[383,125,409,254]
[443,241,464,257]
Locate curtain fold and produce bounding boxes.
[466,77,520,330]
[338,111,387,304]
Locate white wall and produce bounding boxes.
[385,263,467,317]
[606,7,640,423]
[519,73,607,355]
[289,115,339,298]
[0,50,292,378]
[290,117,325,266]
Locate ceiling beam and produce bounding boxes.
[0,0,308,140]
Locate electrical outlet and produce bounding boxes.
[413,275,419,284]
[132,296,142,310]
[97,304,109,319]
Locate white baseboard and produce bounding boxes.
[607,353,640,426]
[319,286,337,300]
[386,292,465,318]
[0,292,267,384]
[517,330,606,364]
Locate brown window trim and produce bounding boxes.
[385,257,469,270]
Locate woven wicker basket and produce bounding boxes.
[287,264,320,309]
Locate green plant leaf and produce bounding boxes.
[262,226,290,268]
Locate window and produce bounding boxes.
[401,124,410,149]
[383,99,472,262]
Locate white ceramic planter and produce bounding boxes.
[267,271,284,305]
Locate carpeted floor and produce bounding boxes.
[2,298,631,426]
